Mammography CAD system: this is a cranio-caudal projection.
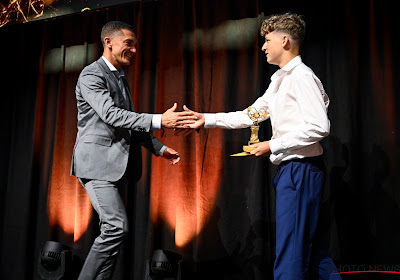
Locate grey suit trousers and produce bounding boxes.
[77,177,129,280]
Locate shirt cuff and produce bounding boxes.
[269,138,284,155]
[152,114,162,130]
[204,113,216,128]
[158,145,167,156]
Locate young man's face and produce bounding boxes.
[108,29,137,68]
[261,31,284,67]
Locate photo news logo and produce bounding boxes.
[330,264,400,275]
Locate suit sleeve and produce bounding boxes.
[79,69,153,132]
[132,131,164,156]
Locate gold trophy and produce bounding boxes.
[231,106,268,156]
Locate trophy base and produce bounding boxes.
[243,145,255,152]
[230,145,255,157]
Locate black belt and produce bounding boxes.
[277,155,325,170]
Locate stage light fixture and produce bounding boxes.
[37,241,72,280]
[145,249,183,280]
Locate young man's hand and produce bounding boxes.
[249,141,271,157]
[174,105,205,136]
[161,103,198,129]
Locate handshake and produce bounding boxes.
[161,103,205,136]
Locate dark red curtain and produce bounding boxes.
[0,0,399,279]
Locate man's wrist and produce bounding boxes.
[269,139,283,155]
[158,145,167,156]
[203,113,216,128]
[152,114,162,130]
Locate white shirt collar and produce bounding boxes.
[281,55,302,72]
[272,55,302,80]
[101,56,125,76]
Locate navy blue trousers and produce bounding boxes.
[272,157,341,280]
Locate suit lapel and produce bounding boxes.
[96,58,130,110]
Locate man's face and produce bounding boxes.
[261,31,284,66]
[108,29,137,68]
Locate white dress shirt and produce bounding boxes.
[204,56,330,165]
[101,56,166,155]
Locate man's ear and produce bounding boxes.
[281,35,289,47]
[104,37,112,49]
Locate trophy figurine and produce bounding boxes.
[242,106,268,153]
[230,106,268,156]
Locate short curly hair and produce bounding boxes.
[260,12,306,45]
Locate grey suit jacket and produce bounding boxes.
[70,57,164,182]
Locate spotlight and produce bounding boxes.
[145,249,183,280]
[37,241,72,280]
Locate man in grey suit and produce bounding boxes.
[70,21,195,280]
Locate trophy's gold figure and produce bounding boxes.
[247,106,268,145]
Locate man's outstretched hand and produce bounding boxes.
[161,103,198,129]
[174,105,205,136]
